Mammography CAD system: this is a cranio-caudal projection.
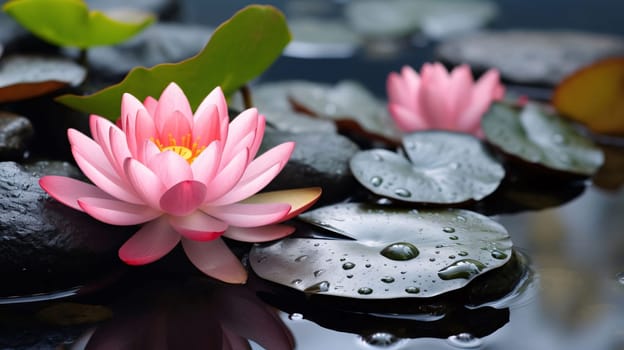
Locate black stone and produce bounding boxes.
[0,112,33,161]
[260,130,360,205]
[0,161,133,297]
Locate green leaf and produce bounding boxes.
[350,131,505,204]
[56,5,291,120]
[482,103,604,177]
[2,0,154,48]
[251,203,513,299]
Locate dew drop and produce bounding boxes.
[342,262,355,270]
[394,188,412,198]
[291,279,302,285]
[447,333,482,348]
[370,176,383,187]
[443,227,456,233]
[313,269,325,277]
[438,259,486,280]
[346,274,354,279]
[448,255,456,259]
[373,153,384,161]
[380,242,419,261]
[289,313,303,321]
[304,281,330,293]
[458,251,469,257]
[295,255,308,262]
[365,263,372,268]
[380,276,395,283]
[449,235,459,240]
[429,258,436,262]
[491,250,508,260]
[456,215,467,222]
[360,332,399,347]
[358,287,373,295]
[405,286,420,294]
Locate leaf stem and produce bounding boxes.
[240,84,254,109]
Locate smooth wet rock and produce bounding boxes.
[0,161,133,297]
[260,130,359,204]
[87,23,213,82]
[436,30,624,85]
[0,112,33,161]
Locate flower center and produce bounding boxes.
[153,133,205,163]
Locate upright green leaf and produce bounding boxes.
[57,5,291,120]
[2,0,154,48]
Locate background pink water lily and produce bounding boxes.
[40,82,321,283]
[387,62,505,136]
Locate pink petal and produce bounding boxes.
[194,86,229,142]
[220,108,259,165]
[419,63,452,128]
[39,176,114,211]
[159,180,207,216]
[192,103,223,149]
[154,83,193,131]
[223,224,295,242]
[123,158,166,209]
[191,141,221,186]
[118,217,180,265]
[181,238,247,283]
[147,150,193,188]
[457,68,505,132]
[120,93,147,132]
[388,103,429,131]
[247,114,266,161]
[204,202,291,227]
[401,65,422,110]
[129,108,157,161]
[240,187,322,221]
[203,149,249,203]
[143,96,159,116]
[77,197,161,225]
[168,211,227,241]
[68,128,117,181]
[447,64,475,128]
[159,110,192,147]
[207,163,281,206]
[108,125,132,177]
[208,142,297,206]
[239,141,293,182]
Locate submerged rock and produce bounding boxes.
[0,161,133,297]
[260,130,360,205]
[0,112,33,161]
[436,30,624,85]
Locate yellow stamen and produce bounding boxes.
[152,132,206,163]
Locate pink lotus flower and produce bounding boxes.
[387,62,505,136]
[40,82,321,284]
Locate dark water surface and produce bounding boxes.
[2,1,624,349]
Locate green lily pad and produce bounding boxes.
[350,131,505,204]
[250,203,512,299]
[2,0,154,48]
[288,80,402,144]
[57,5,290,120]
[482,103,605,177]
[0,55,86,103]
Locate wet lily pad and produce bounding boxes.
[0,55,86,103]
[2,0,154,48]
[250,203,512,299]
[57,5,290,120]
[350,131,504,204]
[229,81,337,133]
[288,80,402,143]
[284,18,361,58]
[482,103,604,177]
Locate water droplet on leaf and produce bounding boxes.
[342,262,355,270]
[358,287,373,295]
[380,242,419,261]
[447,333,482,348]
[438,259,486,280]
[360,332,400,347]
[405,286,420,294]
[380,276,395,283]
[370,176,383,187]
[443,227,456,233]
[305,281,330,293]
[394,188,411,197]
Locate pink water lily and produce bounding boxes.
[40,82,321,283]
[387,62,505,136]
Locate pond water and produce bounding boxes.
[1,0,624,349]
